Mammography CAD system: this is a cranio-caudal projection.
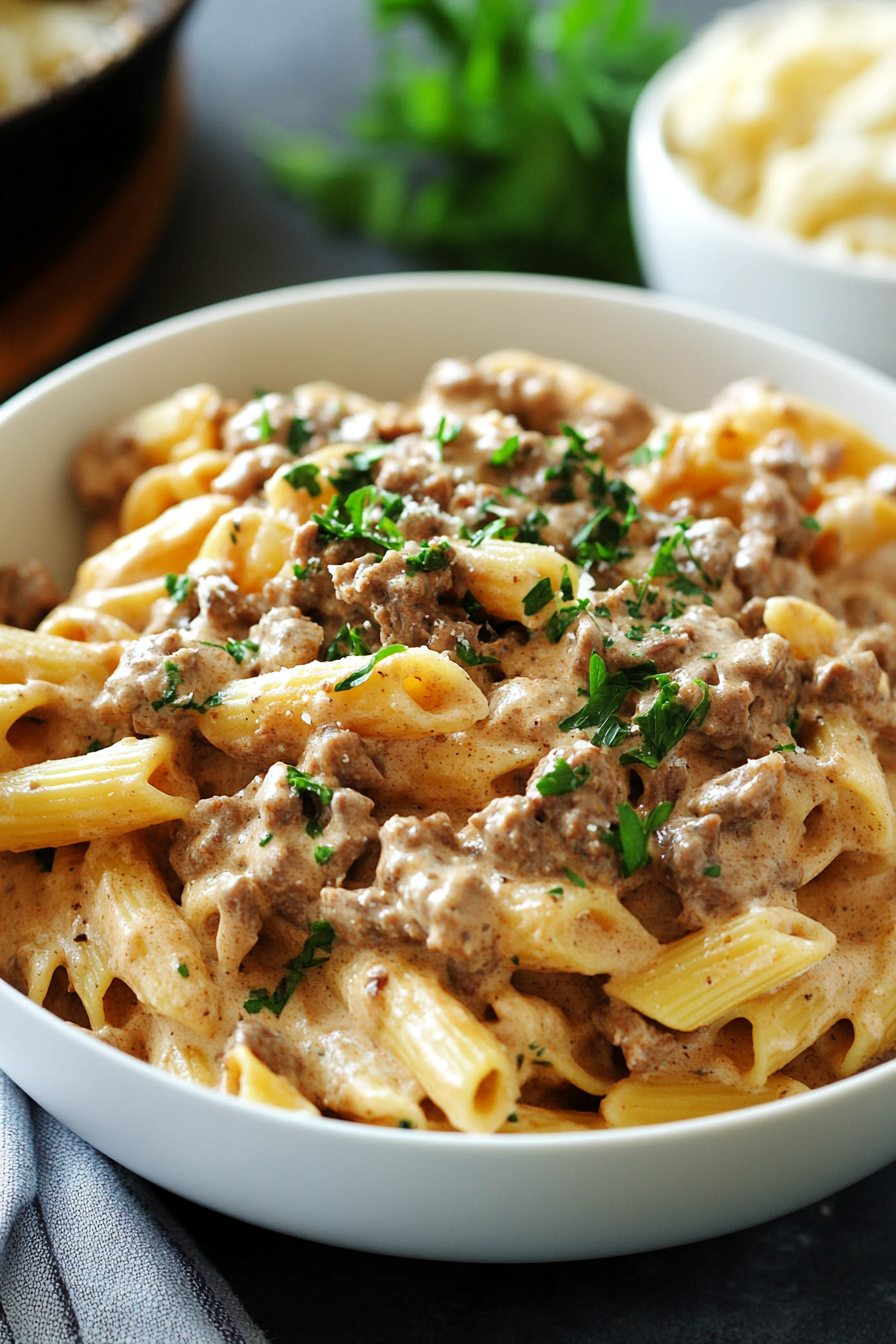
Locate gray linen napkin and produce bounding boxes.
[0,1071,269,1344]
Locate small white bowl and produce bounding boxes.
[5,273,896,1261]
[628,6,896,379]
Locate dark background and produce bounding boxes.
[73,1,896,1339]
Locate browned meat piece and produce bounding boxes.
[95,629,245,736]
[734,529,820,602]
[212,445,292,500]
[812,650,896,737]
[690,752,786,822]
[331,547,455,647]
[597,1000,679,1074]
[375,442,455,511]
[680,518,740,586]
[72,425,144,514]
[191,575,266,643]
[221,394,302,456]
[321,812,497,966]
[850,625,896,681]
[741,471,814,558]
[0,560,62,629]
[464,742,624,880]
[751,435,813,502]
[700,632,799,752]
[250,606,323,673]
[172,762,378,927]
[300,726,384,793]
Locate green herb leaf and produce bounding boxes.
[287,416,313,453]
[702,865,721,878]
[802,515,822,532]
[243,919,336,1017]
[258,405,272,441]
[545,599,588,643]
[536,758,591,796]
[314,844,335,864]
[562,866,586,888]
[490,434,520,467]
[522,576,554,616]
[199,638,260,665]
[601,800,673,877]
[460,517,518,546]
[314,484,405,553]
[620,676,711,769]
[151,660,222,714]
[325,624,371,660]
[404,539,451,573]
[177,963,189,978]
[430,415,462,448]
[282,462,322,496]
[558,650,657,744]
[455,639,499,667]
[630,428,671,466]
[326,445,387,495]
[165,573,192,605]
[259,832,274,847]
[285,767,335,837]
[773,743,797,752]
[334,643,407,691]
[292,560,317,581]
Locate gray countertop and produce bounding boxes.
[80,2,896,1338]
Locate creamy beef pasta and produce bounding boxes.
[2,350,896,1133]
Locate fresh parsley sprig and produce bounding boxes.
[243,920,336,1017]
[285,766,335,838]
[558,650,657,746]
[536,758,591,796]
[326,446,387,496]
[282,462,322,495]
[199,638,260,665]
[455,639,499,668]
[313,484,405,552]
[325,624,372,660]
[620,675,711,769]
[151,660,221,714]
[601,800,672,877]
[334,643,407,691]
[404,539,452,573]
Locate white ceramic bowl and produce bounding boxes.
[628,3,896,380]
[5,273,896,1262]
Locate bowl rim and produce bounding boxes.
[5,269,896,1159]
[630,0,896,286]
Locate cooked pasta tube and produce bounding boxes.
[329,949,517,1133]
[715,963,847,1088]
[113,383,222,466]
[195,507,294,592]
[490,988,616,1095]
[452,540,579,630]
[605,908,837,1032]
[0,683,58,771]
[263,446,349,519]
[120,450,229,533]
[151,1037,217,1089]
[223,1044,320,1114]
[71,494,236,594]
[75,577,170,630]
[805,708,896,865]
[600,1073,809,1127]
[496,880,660,976]
[200,647,488,757]
[763,596,846,661]
[499,1105,606,1133]
[0,626,121,685]
[36,605,139,643]
[815,490,896,567]
[0,735,196,850]
[82,834,221,1036]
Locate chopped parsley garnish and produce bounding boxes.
[702,865,721,878]
[559,565,574,602]
[620,676,711,769]
[243,920,335,1017]
[536,759,591,796]
[398,1119,415,1129]
[547,886,564,898]
[802,515,822,533]
[314,844,335,865]
[516,508,548,545]
[544,424,600,502]
[259,832,274,847]
[558,650,657,746]
[325,624,371,660]
[199,638,260,665]
[326,445,387,495]
[545,598,588,643]
[285,767,335,838]
[787,707,801,739]
[460,517,518,546]
[86,739,106,754]
[258,405,272,441]
[177,963,189,978]
[151,660,221,714]
[34,848,55,874]
[773,743,797,752]
[429,415,462,450]
[461,589,489,623]
[506,1113,519,1123]
[627,521,715,618]
[601,800,673,877]
[630,428,671,466]
[563,867,586,888]
[313,484,405,552]
[455,639,499,668]
[292,560,317,581]
[701,652,718,661]
[522,576,555,617]
[287,415,313,454]
[490,434,520,467]
[404,539,451,573]
[573,487,639,567]
[282,462,322,496]
[334,643,407,691]
[626,625,644,642]
[165,573,192,605]
[510,955,520,966]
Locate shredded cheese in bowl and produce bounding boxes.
[0,0,145,117]
[664,0,896,265]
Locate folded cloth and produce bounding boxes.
[0,1071,269,1344]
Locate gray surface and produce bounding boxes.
[85,3,896,1341]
